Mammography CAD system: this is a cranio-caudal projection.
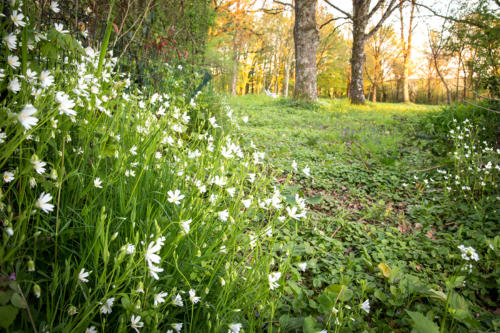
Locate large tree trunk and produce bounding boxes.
[349,1,370,104]
[293,0,319,101]
[350,34,367,104]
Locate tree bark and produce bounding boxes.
[231,31,239,95]
[325,0,402,104]
[349,1,370,104]
[399,0,415,103]
[293,0,319,101]
[284,58,290,97]
[433,56,451,104]
[350,33,368,104]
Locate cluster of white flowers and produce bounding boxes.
[410,119,499,196]
[0,2,314,332]
[458,245,479,262]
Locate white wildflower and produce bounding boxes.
[3,171,15,183]
[153,291,168,307]
[100,297,114,314]
[130,315,143,333]
[268,272,281,290]
[36,192,54,213]
[167,189,184,205]
[361,299,370,313]
[78,268,91,283]
[189,289,201,303]
[18,104,38,130]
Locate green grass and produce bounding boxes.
[229,94,499,332]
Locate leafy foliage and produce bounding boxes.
[231,94,499,332]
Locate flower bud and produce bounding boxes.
[68,305,78,316]
[33,284,41,298]
[28,260,35,272]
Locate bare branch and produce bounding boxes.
[323,0,353,19]
[415,2,488,29]
[463,100,500,114]
[366,0,402,39]
[368,0,391,20]
[273,0,294,8]
[319,16,349,29]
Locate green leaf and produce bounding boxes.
[324,284,353,302]
[0,305,18,328]
[406,310,440,333]
[279,314,303,331]
[0,290,13,306]
[306,195,322,205]
[302,316,317,333]
[121,294,132,311]
[378,262,391,278]
[10,293,27,309]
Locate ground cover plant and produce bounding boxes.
[0,2,309,332]
[230,95,499,332]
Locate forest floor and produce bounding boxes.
[229,94,498,331]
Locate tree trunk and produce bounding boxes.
[433,56,451,104]
[231,32,239,95]
[427,77,432,103]
[399,0,415,103]
[349,1,370,105]
[293,0,319,101]
[402,60,410,102]
[284,59,290,97]
[372,84,377,102]
[350,34,367,104]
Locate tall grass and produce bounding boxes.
[0,2,307,332]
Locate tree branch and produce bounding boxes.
[366,0,402,39]
[415,2,488,29]
[319,16,349,29]
[323,0,353,19]
[368,0,390,20]
[273,0,294,8]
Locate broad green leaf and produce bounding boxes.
[0,291,13,306]
[302,316,317,333]
[279,314,303,331]
[10,293,27,309]
[324,284,353,301]
[0,305,18,328]
[406,310,440,333]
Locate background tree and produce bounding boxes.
[398,0,416,103]
[428,29,452,104]
[293,0,320,101]
[325,0,405,104]
[365,25,397,102]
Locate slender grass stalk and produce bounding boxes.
[96,0,116,78]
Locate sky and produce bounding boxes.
[251,0,464,78]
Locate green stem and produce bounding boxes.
[96,0,116,78]
[21,2,28,76]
